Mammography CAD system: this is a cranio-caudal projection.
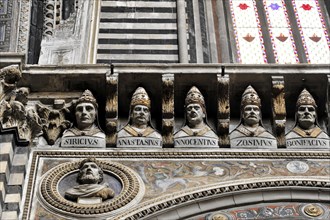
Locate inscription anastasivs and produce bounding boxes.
[117,137,162,147]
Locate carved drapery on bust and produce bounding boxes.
[230,86,277,148]
[174,86,218,148]
[65,158,115,204]
[286,89,329,148]
[61,90,105,148]
[117,87,162,148]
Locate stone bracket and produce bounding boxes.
[0,65,42,144]
[271,76,286,148]
[105,72,118,147]
[162,74,174,147]
[217,73,230,147]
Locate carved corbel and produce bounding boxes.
[0,65,42,143]
[271,76,286,148]
[217,74,230,147]
[0,65,22,102]
[327,75,330,135]
[36,101,71,145]
[105,73,118,147]
[162,74,174,147]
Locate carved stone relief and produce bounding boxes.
[64,158,115,203]
[117,87,162,148]
[0,65,42,142]
[174,86,218,148]
[286,89,329,148]
[36,102,71,146]
[230,86,277,148]
[38,157,144,218]
[1,65,329,150]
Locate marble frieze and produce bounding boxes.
[21,149,330,219]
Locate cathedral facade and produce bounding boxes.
[0,0,330,219]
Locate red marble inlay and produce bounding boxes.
[243,33,255,42]
[238,3,249,10]
[301,4,313,11]
[276,33,288,42]
[309,33,321,42]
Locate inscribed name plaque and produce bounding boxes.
[78,197,102,205]
[174,137,219,148]
[231,137,277,148]
[117,137,162,148]
[61,136,106,148]
[286,138,330,149]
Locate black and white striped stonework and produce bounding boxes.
[97,0,178,64]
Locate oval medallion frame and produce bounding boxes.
[39,159,144,218]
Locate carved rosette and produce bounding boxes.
[217,74,230,147]
[162,74,174,147]
[39,159,143,218]
[303,204,324,217]
[210,213,231,220]
[105,73,118,146]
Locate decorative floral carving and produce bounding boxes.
[36,103,71,145]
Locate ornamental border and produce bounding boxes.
[31,149,330,159]
[117,178,330,220]
[22,150,330,219]
[23,156,142,219]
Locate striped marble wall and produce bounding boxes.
[97,0,179,64]
[0,135,29,220]
[95,0,329,64]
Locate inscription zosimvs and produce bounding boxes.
[231,137,277,148]
[286,138,329,148]
[174,137,218,148]
[61,137,106,148]
[117,137,162,148]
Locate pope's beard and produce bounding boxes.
[79,173,99,184]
